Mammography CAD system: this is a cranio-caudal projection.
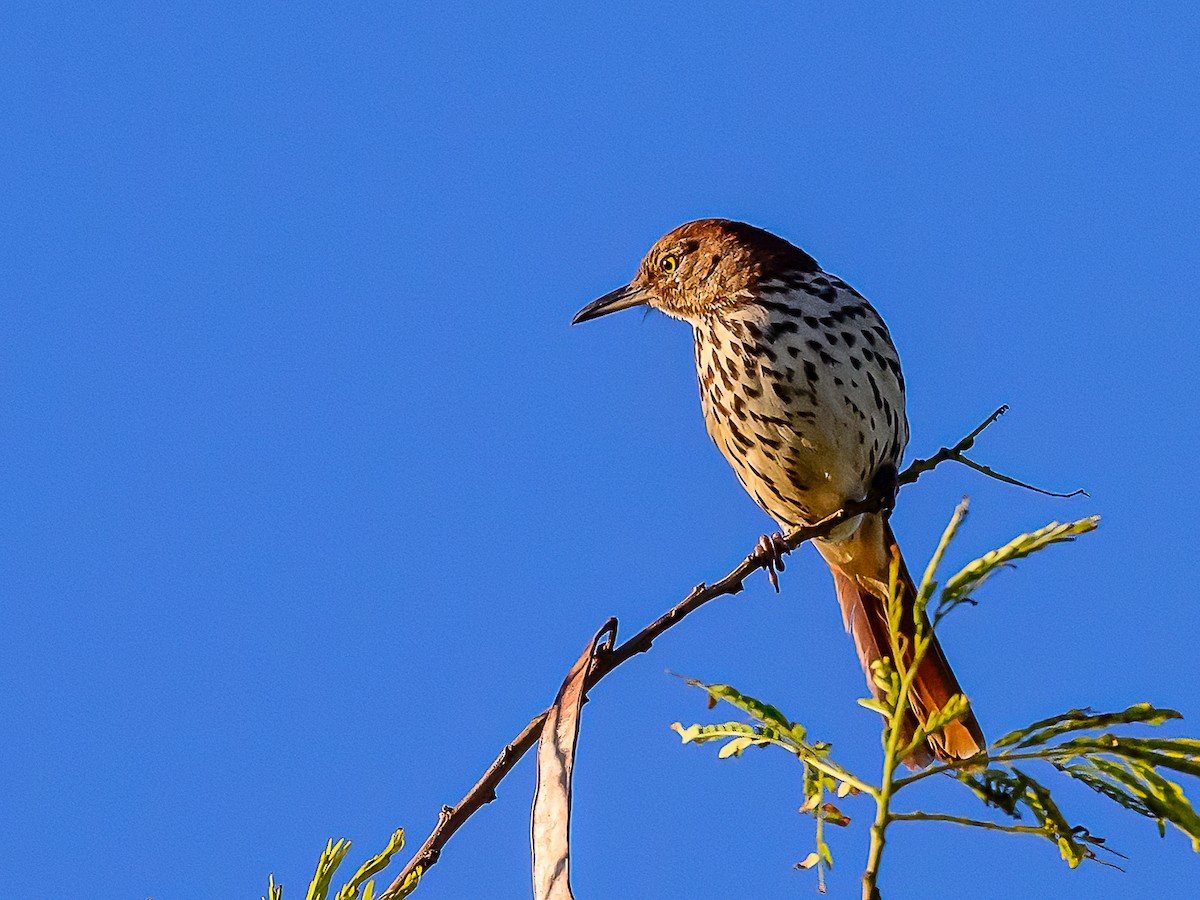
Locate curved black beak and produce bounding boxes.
[572,283,650,325]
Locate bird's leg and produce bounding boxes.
[870,464,900,516]
[755,532,790,592]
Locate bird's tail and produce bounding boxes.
[815,512,986,768]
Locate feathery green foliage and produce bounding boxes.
[933,516,1098,624]
[266,501,1190,899]
[265,829,416,900]
[674,501,1199,898]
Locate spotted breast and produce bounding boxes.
[691,270,908,530]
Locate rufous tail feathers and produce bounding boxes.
[816,513,986,768]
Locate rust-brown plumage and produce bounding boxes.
[574,219,985,766]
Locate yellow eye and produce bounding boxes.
[661,255,678,274]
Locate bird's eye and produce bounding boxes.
[661,255,678,274]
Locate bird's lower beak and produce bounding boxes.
[572,283,650,324]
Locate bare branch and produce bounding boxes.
[956,455,1088,498]
[900,405,1088,499]
[384,408,1017,894]
[898,405,1008,486]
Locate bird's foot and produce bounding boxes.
[755,532,790,592]
[869,463,900,514]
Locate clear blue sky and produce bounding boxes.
[3,3,1198,898]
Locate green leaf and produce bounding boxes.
[926,694,971,735]
[1016,768,1089,868]
[937,517,1099,619]
[958,768,1028,818]
[903,694,971,759]
[957,766,1104,867]
[802,764,824,808]
[1052,735,1200,779]
[335,829,406,900]
[1083,757,1200,850]
[683,679,807,741]
[994,703,1180,748]
[857,697,891,717]
[914,498,970,620]
[1128,737,1200,754]
[677,677,814,747]
[672,721,760,746]
[305,840,353,900]
[869,658,899,707]
[1130,761,1200,851]
[1059,761,1155,819]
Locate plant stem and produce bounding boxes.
[863,655,921,898]
[746,732,879,798]
[890,812,1048,835]
[863,550,941,900]
[862,766,892,900]
[800,751,880,799]
[892,748,1070,791]
[814,780,827,894]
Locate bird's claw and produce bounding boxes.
[755,532,790,592]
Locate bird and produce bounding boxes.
[572,218,985,766]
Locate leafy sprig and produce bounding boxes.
[674,503,1199,898]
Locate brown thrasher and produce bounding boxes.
[573,218,984,766]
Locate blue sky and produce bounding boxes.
[3,3,1198,898]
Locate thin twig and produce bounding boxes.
[957,455,1088,498]
[898,405,1009,485]
[894,807,1128,872]
[889,812,1047,835]
[891,746,1084,791]
[901,405,1088,498]
[384,409,1012,894]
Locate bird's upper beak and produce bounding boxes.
[572,283,651,324]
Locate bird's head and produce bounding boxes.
[573,218,819,326]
